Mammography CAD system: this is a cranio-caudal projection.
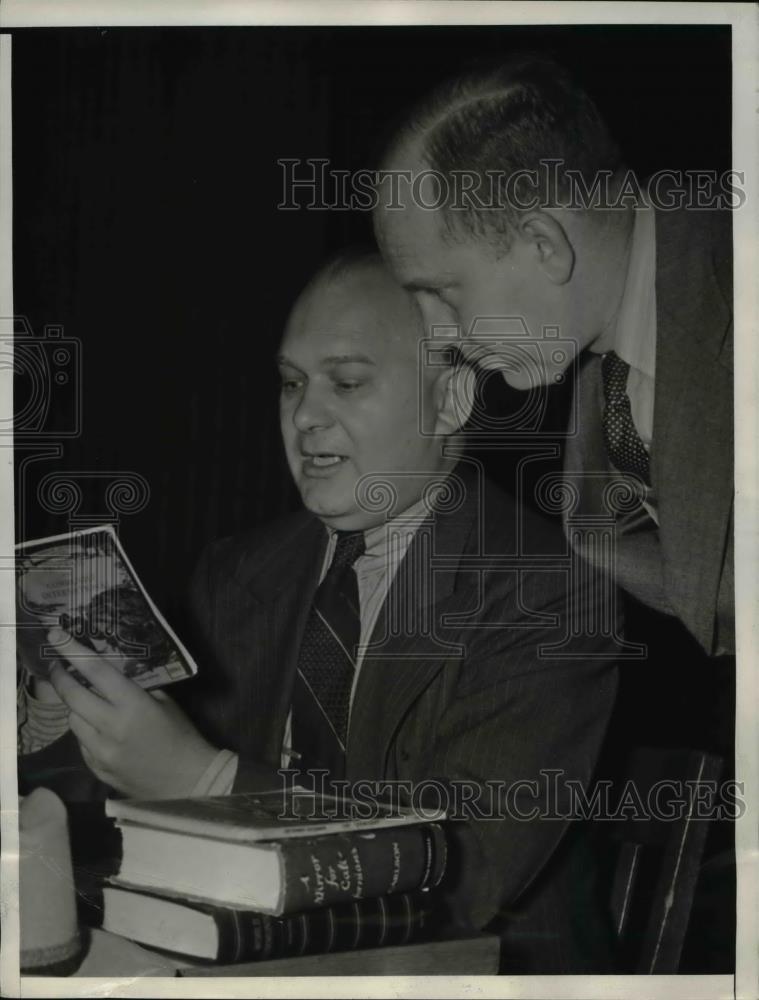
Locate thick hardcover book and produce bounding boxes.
[15,525,196,689]
[105,787,445,840]
[109,818,447,915]
[180,934,502,977]
[99,885,437,963]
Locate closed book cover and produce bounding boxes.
[106,787,445,840]
[110,820,447,915]
[99,885,438,963]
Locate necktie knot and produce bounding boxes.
[601,350,631,404]
[331,530,366,572]
[600,350,652,487]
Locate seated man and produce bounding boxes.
[19,250,619,971]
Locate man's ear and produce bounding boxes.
[517,210,575,285]
[432,363,477,437]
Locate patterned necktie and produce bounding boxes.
[601,350,651,486]
[291,530,366,779]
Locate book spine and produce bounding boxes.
[213,891,434,965]
[274,822,446,915]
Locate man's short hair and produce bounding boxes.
[311,244,384,286]
[382,52,623,247]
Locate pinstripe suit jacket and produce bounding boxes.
[185,460,620,971]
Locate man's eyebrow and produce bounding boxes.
[276,353,376,367]
[322,353,376,366]
[276,354,302,368]
[402,277,446,293]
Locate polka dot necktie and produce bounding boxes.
[601,350,651,487]
[291,530,366,779]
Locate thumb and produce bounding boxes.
[150,689,171,703]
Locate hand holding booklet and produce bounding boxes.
[16,525,197,690]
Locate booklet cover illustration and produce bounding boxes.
[16,525,197,689]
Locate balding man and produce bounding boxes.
[372,58,736,971]
[373,54,734,668]
[31,250,619,971]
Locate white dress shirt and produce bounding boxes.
[590,198,658,521]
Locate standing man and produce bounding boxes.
[373,52,733,685]
[372,54,735,971]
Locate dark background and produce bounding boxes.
[11,25,732,626]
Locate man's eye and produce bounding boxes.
[335,380,362,392]
[280,378,304,393]
[418,285,446,299]
[416,287,456,315]
[434,288,457,307]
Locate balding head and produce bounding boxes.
[278,249,470,530]
[373,56,635,391]
[287,248,427,366]
[378,53,623,246]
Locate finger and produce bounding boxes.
[70,712,121,787]
[29,676,64,706]
[69,708,103,755]
[78,741,113,786]
[49,663,111,732]
[48,627,142,705]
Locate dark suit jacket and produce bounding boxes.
[184,460,619,972]
[563,202,733,655]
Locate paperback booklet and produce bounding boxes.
[105,790,448,916]
[98,885,437,963]
[16,524,196,690]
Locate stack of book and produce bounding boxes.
[83,788,448,966]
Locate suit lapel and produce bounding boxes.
[232,516,327,764]
[346,465,480,780]
[651,207,733,650]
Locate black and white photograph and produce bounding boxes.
[1,2,757,996]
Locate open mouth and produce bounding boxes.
[301,453,348,472]
[309,454,345,467]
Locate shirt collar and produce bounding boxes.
[323,485,442,565]
[591,200,657,380]
[362,493,433,558]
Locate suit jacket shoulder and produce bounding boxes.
[196,509,322,591]
[655,199,733,367]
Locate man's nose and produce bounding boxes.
[291,385,332,432]
[417,291,458,331]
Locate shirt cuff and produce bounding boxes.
[18,682,71,754]
[188,749,239,796]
